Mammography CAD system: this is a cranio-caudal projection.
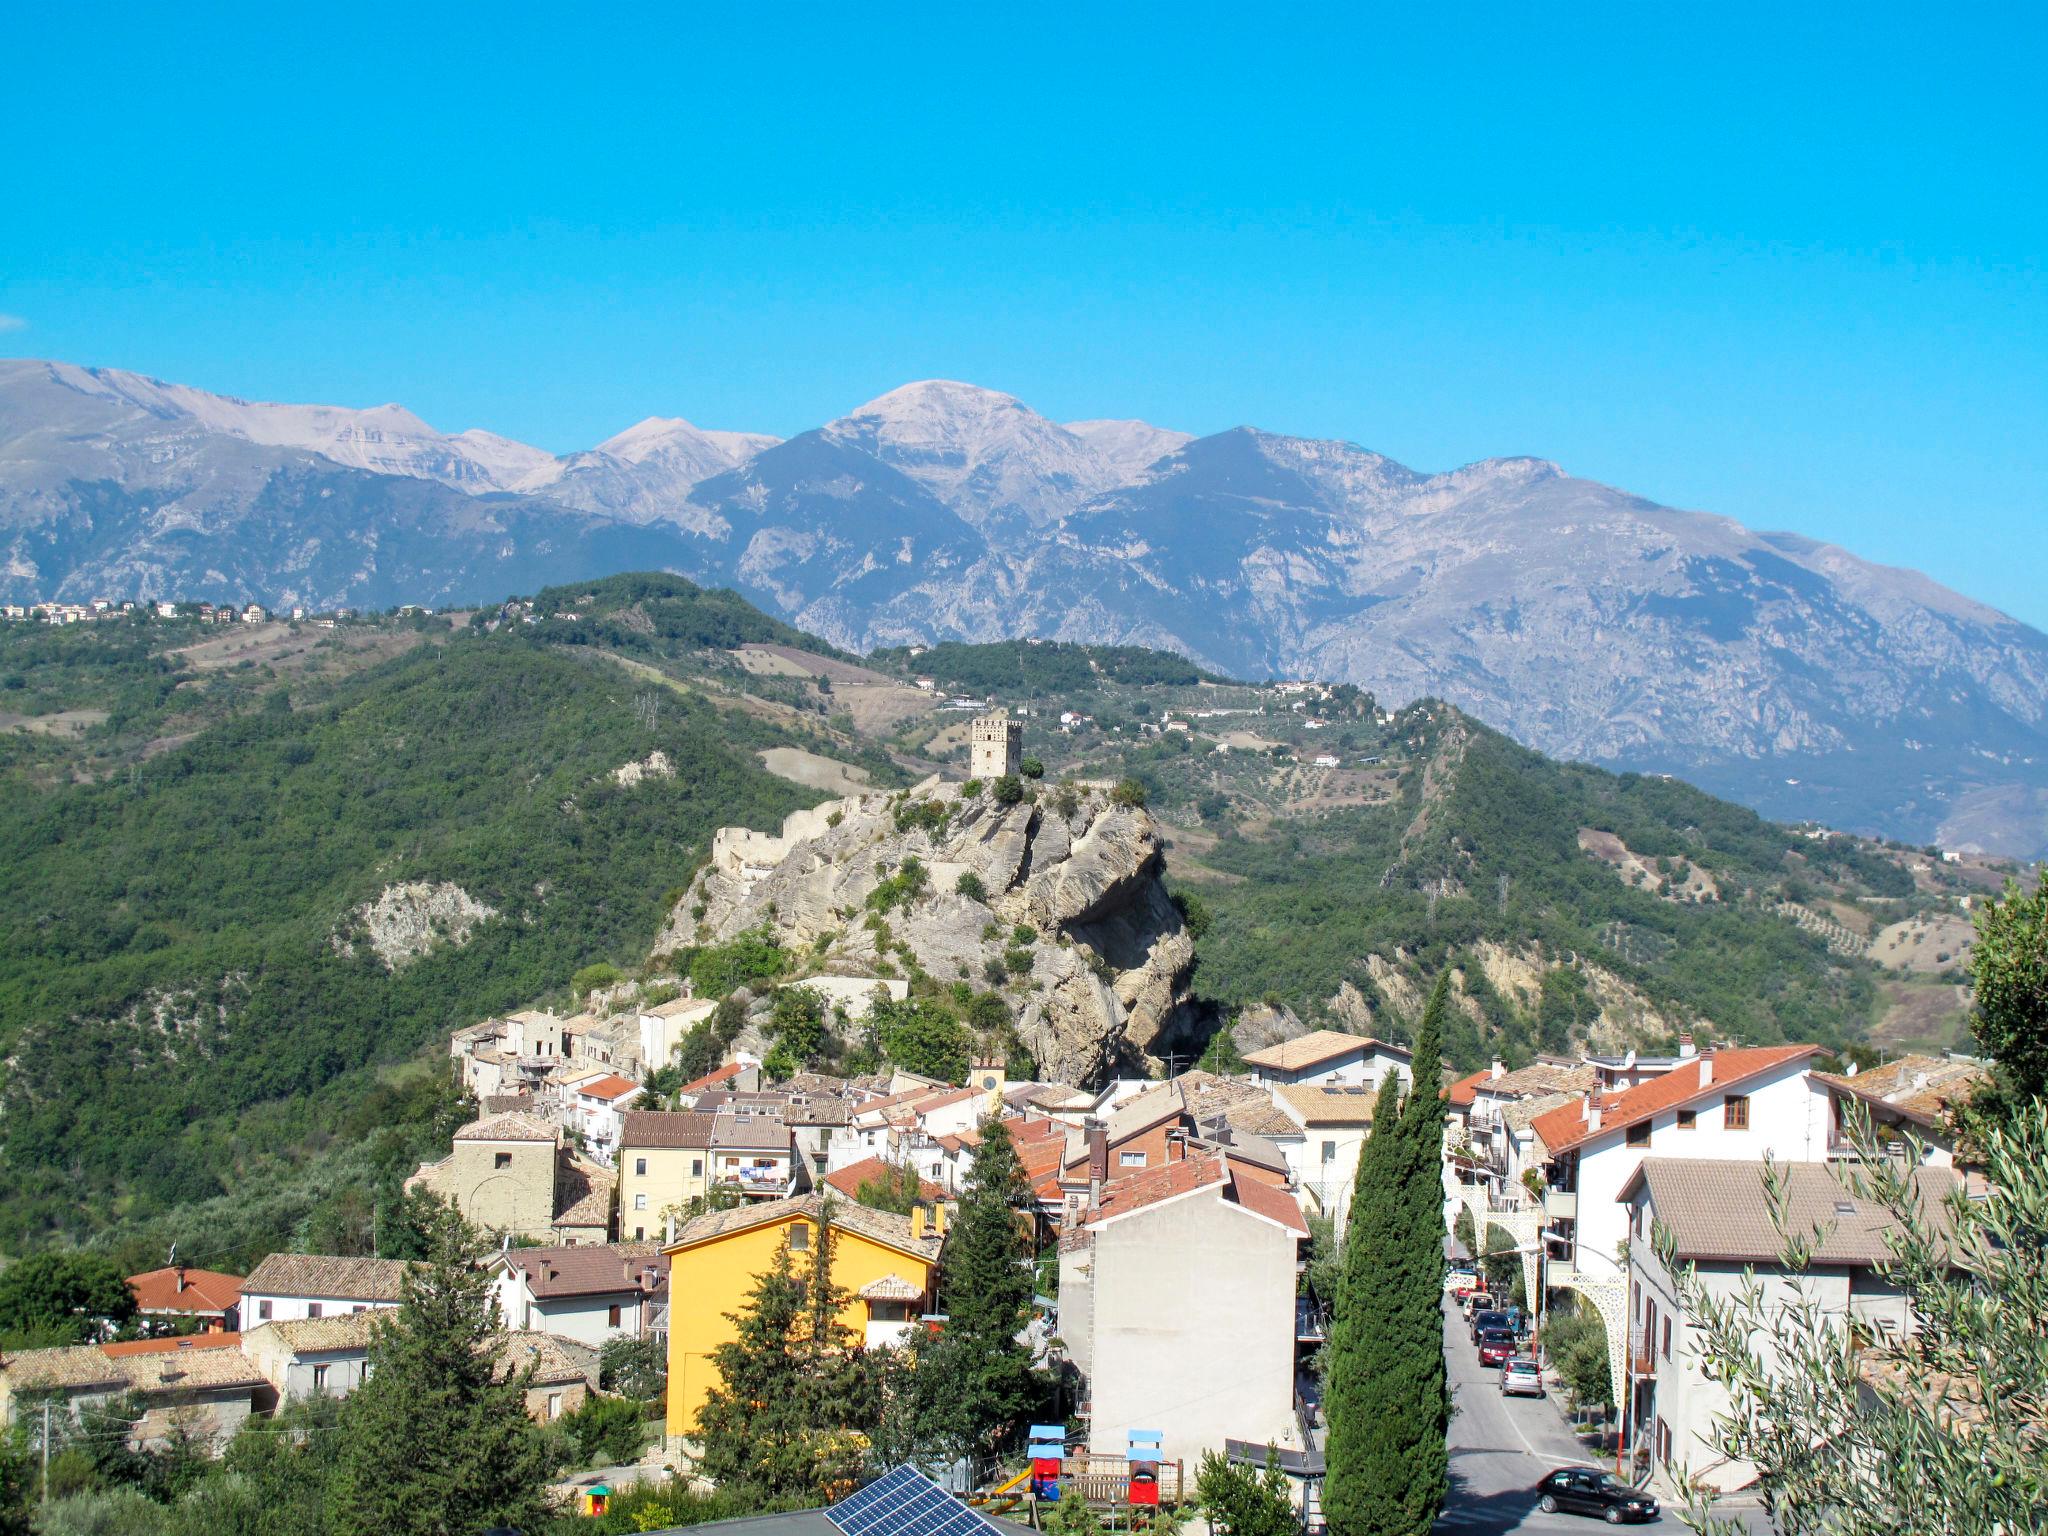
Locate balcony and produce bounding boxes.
[1543,1188,1577,1220]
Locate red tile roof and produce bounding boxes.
[1228,1168,1311,1236]
[1446,1069,1491,1110]
[576,1073,642,1101]
[102,1332,243,1357]
[678,1061,747,1095]
[1084,1150,1309,1236]
[1530,1046,1819,1157]
[127,1266,244,1316]
[824,1156,948,1203]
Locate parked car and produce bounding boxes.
[1470,1308,1510,1342]
[1476,1327,1516,1367]
[1446,1268,1480,1298]
[1499,1356,1544,1397]
[1534,1467,1659,1523]
[1462,1289,1495,1318]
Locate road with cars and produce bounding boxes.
[1434,1297,1772,1535]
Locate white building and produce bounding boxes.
[1059,1151,1308,1471]
[487,1244,666,1347]
[639,995,716,1071]
[240,1255,409,1326]
[1272,1083,1379,1241]
[1242,1030,1413,1091]
[1534,1046,1828,1283]
[563,1072,645,1163]
[1617,1157,1958,1490]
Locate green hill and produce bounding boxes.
[0,631,820,1256]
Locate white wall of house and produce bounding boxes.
[1563,1066,1829,1281]
[1280,1128,1360,1240]
[242,1293,397,1326]
[1255,1046,1411,1090]
[491,1275,646,1347]
[1060,1190,1299,1471]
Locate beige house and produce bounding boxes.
[407,1112,615,1244]
[618,1111,716,1242]
[1243,1030,1413,1090]
[639,995,717,1072]
[1273,1082,1380,1239]
[241,1254,410,1326]
[241,1314,380,1401]
[1059,1149,1308,1471]
[0,1337,267,1449]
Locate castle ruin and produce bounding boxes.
[969,707,1023,779]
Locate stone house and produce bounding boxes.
[241,1314,380,1402]
[406,1111,616,1245]
[968,708,1023,779]
[0,1336,267,1449]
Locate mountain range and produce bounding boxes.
[4,358,2045,856]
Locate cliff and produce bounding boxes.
[658,778,1200,1083]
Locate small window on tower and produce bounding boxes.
[495,1152,512,1169]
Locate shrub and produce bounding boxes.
[961,778,984,798]
[1002,947,1034,978]
[1011,923,1037,946]
[955,871,988,902]
[992,774,1024,806]
[571,962,623,998]
[1110,777,1148,808]
[867,857,930,915]
[893,799,951,836]
[1019,756,1045,779]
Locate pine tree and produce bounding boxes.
[326,1205,552,1536]
[696,1206,875,1500]
[919,1116,1041,1457]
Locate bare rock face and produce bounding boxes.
[1231,1001,1307,1055]
[335,881,498,971]
[659,780,1199,1083]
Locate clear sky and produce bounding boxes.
[6,3,2044,626]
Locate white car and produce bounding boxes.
[1500,1356,1545,1397]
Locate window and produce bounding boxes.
[353,1305,366,1314]
[495,1151,513,1169]
[1661,1316,1672,1360]
[307,1302,323,1319]
[1675,1109,1697,1130]
[634,1157,647,1176]
[1626,1119,1651,1147]
[789,1224,810,1251]
[633,1193,647,1211]
[1724,1094,1751,1130]
[1321,1140,1337,1162]
[607,1304,622,1328]
[691,1158,703,1176]
[633,1226,644,1241]
[1119,1151,1146,1168]
[547,1392,563,1420]
[258,1299,273,1322]
[312,1364,328,1391]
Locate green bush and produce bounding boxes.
[1019,756,1045,779]
[954,871,987,902]
[991,774,1024,806]
[1109,777,1149,808]
[571,962,623,998]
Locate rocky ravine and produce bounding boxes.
[657,779,1200,1083]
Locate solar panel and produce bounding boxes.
[830,1465,1003,1536]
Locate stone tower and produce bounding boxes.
[969,707,1023,780]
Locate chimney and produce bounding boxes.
[174,1263,187,1295]
[1087,1122,1107,1207]
[912,1206,927,1242]
[1587,1103,1602,1131]
[1489,1060,1506,1080]
[1678,1031,1697,1060]
[1699,1057,1714,1088]
[1913,1070,1929,1091]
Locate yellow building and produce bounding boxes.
[618,1111,715,1243]
[662,1193,946,1441]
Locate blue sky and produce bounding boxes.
[6,3,2044,626]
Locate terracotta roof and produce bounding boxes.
[1478,1062,1600,1099]
[482,1093,539,1116]
[1530,1046,1820,1157]
[455,1111,559,1143]
[111,1347,268,1393]
[1501,1091,1581,1139]
[1275,1082,1383,1126]
[553,1161,615,1230]
[498,1243,665,1300]
[1446,1069,1491,1109]
[666,1192,943,1261]
[1618,1158,1960,1265]
[128,1266,244,1316]
[825,1156,948,1203]
[1085,1151,1309,1236]
[243,1254,412,1302]
[1813,1055,1988,1130]
[678,1061,748,1095]
[784,1097,852,1127]
[103,1332,242,1358]
[857,1273,928,1303]
[1243,1030,1407,1072]
[709,1112,793,1151]
[574,1074,642,1102]
[0,1345,126,1391]
[495,1331,598,1387]
[2,1340,266,1394]
[620,1110,715,1149]
[250,1313,383,1354]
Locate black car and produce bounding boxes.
[1535,1467,1659,1523]
[1470,1308,1510,1342]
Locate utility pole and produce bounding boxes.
[41,1399,51,1507]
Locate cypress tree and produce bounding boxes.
[1397,974,1451,1529]
[1323,1069,1409,1536]
[327,1206,552,1536]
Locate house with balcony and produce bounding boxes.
[1242,1030,1412,1090]
[708,1112,797,1198]
[1616,1157,1958,1490]
[1811,1054,1989,1167]
[618,1111,716,1241]
[1530,1045,1827,1283]
[564,1072,645,1163]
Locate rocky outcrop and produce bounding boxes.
[335,881,498,971]
[659,780,1199,1083]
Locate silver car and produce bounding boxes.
[1500,1356,1545,1397]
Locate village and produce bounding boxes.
[0,708,1997,1532]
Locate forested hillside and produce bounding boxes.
[0,634,819,1256]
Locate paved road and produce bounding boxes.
[1435,1299,1770,1535]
